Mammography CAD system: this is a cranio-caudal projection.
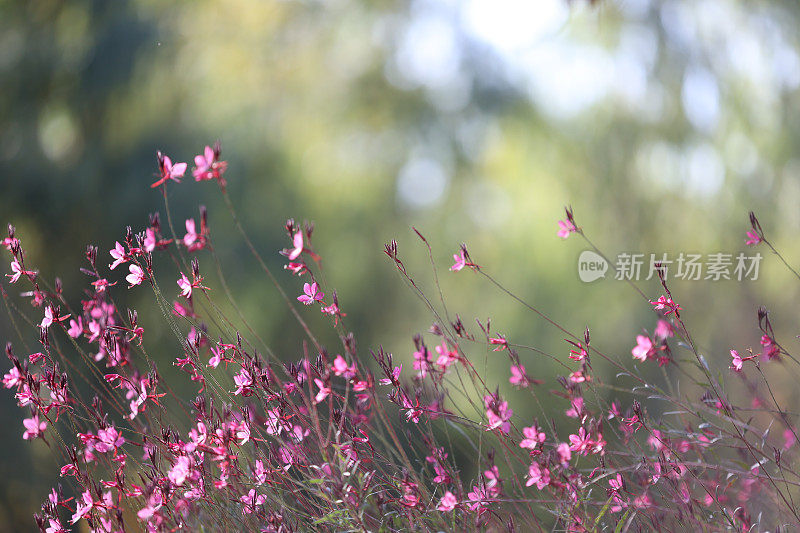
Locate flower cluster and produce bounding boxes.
[2,150,798,532]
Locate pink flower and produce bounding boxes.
[632,335,654,362]
[168,456,191,486]
[287,231,303,260]
[313,378,330,404]
[400,481,420,508]
[23,413,47,440]
[109,241,127,270]
[143,228,157,252]
[565,397,584,419]
[484,394,513,434]
[6,259,25,283]
[94,426,125,453]
[192,144,228,186]
[520,424,546,450]
[71,489,93,524]
[745,230,762,246]
[569,427,593,455]
[137,492,162,521]
[67,317,83,338]
[126,264,145,287]
[450,249,467,271]
[654,319,673,339]
[151,153,187,188]
[556,442,572,464]
[731,350,743,371]
[45,518,67,533]
[435,342,459,369]
[239,489,266,514]
[331,355,356,378]
[557,219,577,239]
[509,364,529,387]
[466,482,492,514]
[178,273,192,298]
[3,366,22,389]
[233,368,253,396]
[40,306,55,329]
[730,349,755,372]
[183,219,200,248]
[650,295,682,316]
[284,261,306,275]
[437,491,458,512]
[236,421,251,445]
[208,346,223,368]
[526,462,551,489]
[297,282,324,305]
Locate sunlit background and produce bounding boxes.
[2,0,800,528]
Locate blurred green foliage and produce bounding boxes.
[2,0,800,529]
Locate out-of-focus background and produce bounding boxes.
[1,0,799,528]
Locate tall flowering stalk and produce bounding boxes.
[2,145,800,532]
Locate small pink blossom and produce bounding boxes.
[45,518,67,533]
[435,341,459,369]
[152,152,187,188]
[565,397,584,418]
[94,426,125,453]
[509,364,529,387]
[569,427,593,455]
[178,273,192,298]
[449,245,477,271]
[450,249,467,271]
[23,413,47,440]
[484,394,513,434]
[654,319,673,339]
[650,295,682,316]
[297,282,324,305]
[313,378,331,404]
[6,259,28,283]
[71,489,93,524]
[730,349,755,372]
[236,421,251,445]
[437,491,458,512]
[40,305,55,329]
[526,462,551,489]
[67,317,83,339]
[168,456,191,486]
[557,219,577,239]
[239,489,266,514]
[3,366,22,389]
[126,264,145,287]
[193,143,228,187]
[632,335,654,362]
[143,227,157,252]
[745,230,762,246]
[331,355,356,379]
[287,231,303,260]
[556,442,572,464]
[233,368,253,396]
[109,241,128,270]
[520,424,546,450]
[183,219,200,249]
